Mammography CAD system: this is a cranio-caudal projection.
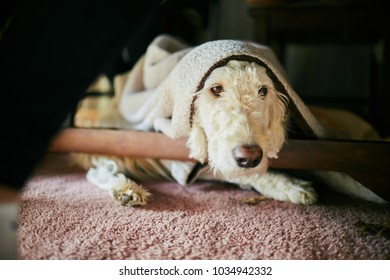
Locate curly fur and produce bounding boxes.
[189,61,288,177]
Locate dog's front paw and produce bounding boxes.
[110,174,151,206]
[285,179,318,205]
[238,173,318,205]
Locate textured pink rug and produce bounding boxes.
[17,154,390,259]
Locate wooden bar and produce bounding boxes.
[49,128,390,200]
[271,138,390,199]
[49,128,190,161]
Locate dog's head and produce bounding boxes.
[187,60,288,178]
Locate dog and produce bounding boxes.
[73,60,319,206]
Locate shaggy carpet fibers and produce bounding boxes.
[17,154,390,259]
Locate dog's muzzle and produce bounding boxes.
[232,145,263,168]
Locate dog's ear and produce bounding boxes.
[187,118,208,164]
[267,92,287,158]
[186,93,208,163]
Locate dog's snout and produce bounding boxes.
[232,145,263,168]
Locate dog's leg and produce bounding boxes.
[230,172,318,205]
[109,174,151,206]
[85,157,151,206]
[197,169,316,204]
[187,122,208,163]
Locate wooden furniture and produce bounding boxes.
[49,128,390,201]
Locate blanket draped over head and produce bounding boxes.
[115,34,329,140]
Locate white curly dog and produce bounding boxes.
[75,60,318,206]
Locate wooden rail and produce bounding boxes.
[49,128,390,200]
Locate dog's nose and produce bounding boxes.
[232,145,263,168]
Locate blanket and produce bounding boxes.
[115,34,328,139]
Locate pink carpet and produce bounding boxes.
[18,153,390,259]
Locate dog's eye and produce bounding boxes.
[210,85,223,96]
[258,86,268,97]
